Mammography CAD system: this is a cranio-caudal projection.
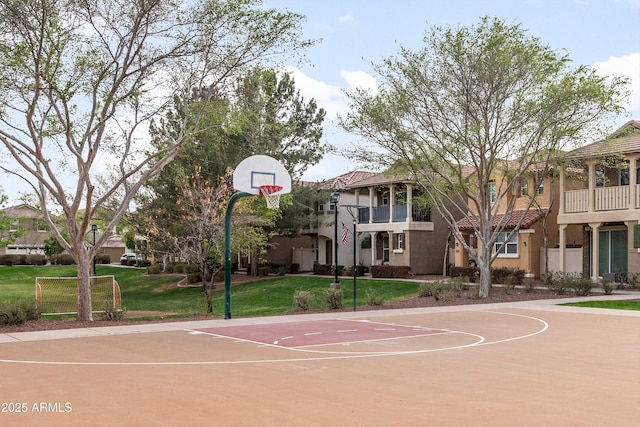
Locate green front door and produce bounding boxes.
[598,230,628,274]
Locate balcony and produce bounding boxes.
[564,185,640,213]
[358,205,431,223]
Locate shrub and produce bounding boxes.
[258,267,271,276]
[102,306,127,321]
[0,300,40,325]
[290,263,300,274]
[277,266,287,276]
[187,271,203,284]
[571,276,593,296]
[26,254,46,265]
[58,254,76,265]
[547,272,592,295]
[324,287,343,310]
[293,290,311,311]
[523,278,536,293]
[313,263,333,275]
[418,281,444,299]
[602,279,614,295]
[147,264,162,275]
[96,254,111,264]
[370,265,410,279]
[365,288,384,306]
[345,264,367,277]
[502,274,519,294]
[492,267,524,286]
[450,266,480,282]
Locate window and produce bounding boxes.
[381,191,389,206]
[9,219,20,232]
[393,233,404,250]
[488,182,496,203]
[595,170,605,187]
[520,178,528,197]
[620,167,640,186]
[537,180,544,195]
[494,232,518,257]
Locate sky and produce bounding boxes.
[1,0,639,204]
[261,0,640,183]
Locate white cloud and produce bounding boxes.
[280,66,346,120]
[593,52,640,117]
[337,13,354,24]
[339,70,379,94]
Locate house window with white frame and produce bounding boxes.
[9,219,20,232]
[488,182,496,203]
[494,231,518,257]
[393,233,404,250]
[520,178,528,197]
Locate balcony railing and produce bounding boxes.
[357,205,431,223]
[564,185,639,213]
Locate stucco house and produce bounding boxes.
[345,171,457,275]
[557,120,640,281]
[0,204,53,255]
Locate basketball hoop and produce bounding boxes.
[259,185,283,209]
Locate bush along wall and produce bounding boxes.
[370,265,410,279]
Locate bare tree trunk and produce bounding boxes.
[478,242,492,298]
[76,250,93,321]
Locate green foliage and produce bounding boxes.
[562,300,640,311]
[324,287,343,310]
[293,290,311,311]
[364,288,384,306]
[602,280,614,295]
[341,16,628,301]
[101,307,127,321]
[547,272,593,295]
[0,300,40,325]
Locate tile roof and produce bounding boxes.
[317,170,377,190]
[345,171,414,188]
[456,208,548,230]
[566,120,640,160]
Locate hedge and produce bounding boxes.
[370,265,410,279]
[450,266,524,285]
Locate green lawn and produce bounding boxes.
[561,300,640,311]
[0,265,421,319]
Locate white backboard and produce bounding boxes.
[232,155,291,195]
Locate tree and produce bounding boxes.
[129,67,326,288]
[341,17,629,297]
[0,0,312,320]
[0,189,17,247]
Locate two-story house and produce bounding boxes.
[265,171,376,272]
[557,120,640,281]
[346,171,456,275]
[449,144,593,279]
[0,204,53,255]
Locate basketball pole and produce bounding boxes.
[224,191,250,320]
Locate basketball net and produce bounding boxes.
[259,185,283,209]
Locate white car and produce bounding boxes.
[120,253,137,265]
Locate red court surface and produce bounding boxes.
[0,296,639,426]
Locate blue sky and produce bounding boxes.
[1,0,639,203]
[263,0,640,182]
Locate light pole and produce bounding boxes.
[345,206,358,311]
[91,223,98,276]
[330,190,340,289]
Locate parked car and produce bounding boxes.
[120,253,137,265]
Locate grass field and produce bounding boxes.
[561,299,640,311]
[0,265,421,318]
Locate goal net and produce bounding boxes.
[35,276,122,315]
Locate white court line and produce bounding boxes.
[0,310,548,366]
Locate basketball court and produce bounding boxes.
[1,297,638,426]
